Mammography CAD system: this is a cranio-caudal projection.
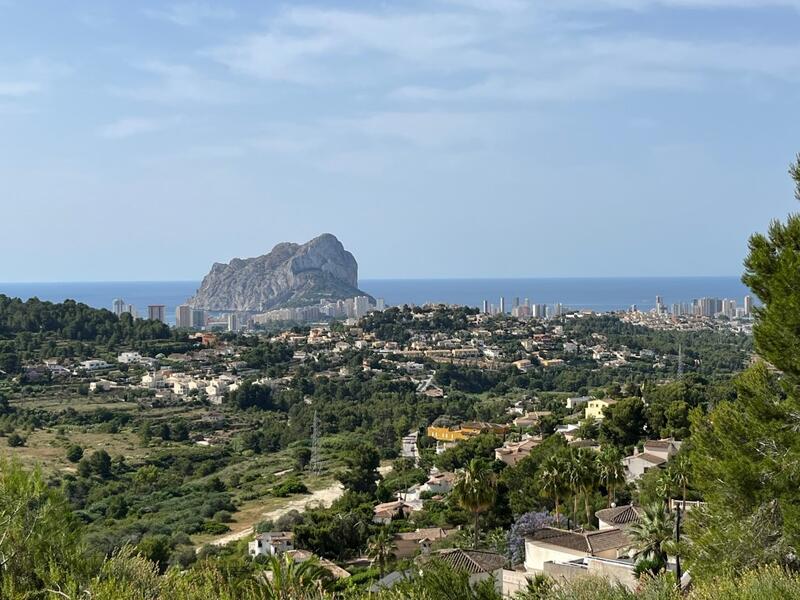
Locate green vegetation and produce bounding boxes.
[7,155,800,597]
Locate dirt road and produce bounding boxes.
[204,465,393,548]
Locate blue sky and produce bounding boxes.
[1,0,799,281]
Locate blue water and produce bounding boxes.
[0,277,751,325]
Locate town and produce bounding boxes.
[0,290,754,597]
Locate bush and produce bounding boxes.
[272,478,309,498]
[213,510,232,523]
[254,519,275,534]
[7,433,25,447]
[201,521,229,535]
[66,444,84,463]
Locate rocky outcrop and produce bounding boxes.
[188,234,370,312]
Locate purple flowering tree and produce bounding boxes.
[506,511,556,564]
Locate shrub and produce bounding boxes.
[272,478,309,498]
[7,432,25,447]
[213,510,232,523]
[66,444,84,463]
[201,521,229,535]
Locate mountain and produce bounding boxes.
[188,234,370,312]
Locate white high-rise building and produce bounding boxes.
[227,313,239,332]
[354,296,371,318]
[176,304,192,328]
[744,295,753,316]
[499,297,505,314]
[482,300,489,314]
[376,298,386,311]
[112,298,126,317]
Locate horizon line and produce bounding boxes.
[0,274,746,285]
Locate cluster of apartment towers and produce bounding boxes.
[649,294,754,318]
[481,297,564,319]
[112,298,230,331]
[112,295,387,332]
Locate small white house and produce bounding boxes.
[80,359,112,372]
[117,352,143,364]
[423,471,455,496]
[248,532,294,558]
[141,372,166,389]
[89,379,114,392]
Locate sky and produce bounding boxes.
[1,0,800,282]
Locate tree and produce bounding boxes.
[596,447,625,508]
[294,447,312,471]
[599,397,647,448]
[0,461,85,596]
[66,444,84,463]
[262,553,333,599]
[337,442,381,496]
[507,512,555,564]
[367,527,396,577]
[669,453,690,506]
[539,454,567,523]
[453,458,497,549]
[627,502,675,576]
[575,449,598,526]
[686,363,800,578]
[89,449,112,479]
[575,417,599,441]
[742,154,800,389]
[137,534,171,573]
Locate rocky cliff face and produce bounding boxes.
[188,234,370,312]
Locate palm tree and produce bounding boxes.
[453,458,497,548]
[670,454,690,506]
[539,455,566,524]
[596,447,625,508]
[563,452,582,527]
[655,469,673,507]
[626,502,675,576]
[575,449,598,526]
[367,527,396,578]
[263,553,333,600]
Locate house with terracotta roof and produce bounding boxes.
[523,527,631,572]
[419,548,507,585]
[622,438,682,482]
[283,550,351,580]
[494,437,540,466]
[373,500,415,524]
[393,527,453,559]
[423,470,456,495]
[595,505,644,530]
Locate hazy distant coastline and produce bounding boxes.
[0,277,749,326]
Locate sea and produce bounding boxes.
[0,277,751,326]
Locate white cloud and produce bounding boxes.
[0,81,41,97]
[99,117,171,139]
[144,3,236,27]
[111,61,239,104]
[206,6,507,82]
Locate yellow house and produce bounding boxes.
[427,422,509,442]
[584,399,618,420]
